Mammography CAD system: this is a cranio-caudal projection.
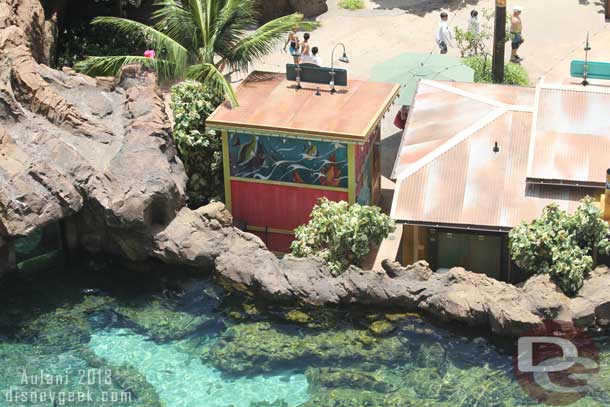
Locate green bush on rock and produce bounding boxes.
[291,198,395,275]
[170,81,224,207]
[509,197,610,295]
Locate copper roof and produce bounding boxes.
[391,80,605,230]
[527,85,610,187]
[207,72,400,142]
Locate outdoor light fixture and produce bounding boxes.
[493,141,500,153]
[330,43,349,94]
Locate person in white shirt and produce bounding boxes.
[301,47,323,66]
[436,12,453,54]
[468,10,480,36]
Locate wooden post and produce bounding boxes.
[606,0,610,20]
[492,0,507,84]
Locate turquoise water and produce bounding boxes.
[89,329,309,407]
[0,259,609,407]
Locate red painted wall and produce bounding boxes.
[250,231,295,253]
[230,180,348,231]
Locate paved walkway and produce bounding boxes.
[252,0,610,83]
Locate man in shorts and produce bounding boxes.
[510,6,524,63]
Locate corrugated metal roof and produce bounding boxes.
[391,81,604,229]
[527,86,610,186]
[207,71,400,142]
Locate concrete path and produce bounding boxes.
[252,0,610,83]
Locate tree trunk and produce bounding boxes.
[492,0,507,84]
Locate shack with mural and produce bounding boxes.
[207,71,399,252]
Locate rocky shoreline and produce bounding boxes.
[1,0,609,339]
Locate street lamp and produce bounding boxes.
[330,43,349,93]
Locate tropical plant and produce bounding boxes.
[291,198,395,276]
[463,55,530,86]
[509,197,610,295]
[75,0,318,105]
[339,0,365,10]
[453,9,495,58]
[170,80,224,206]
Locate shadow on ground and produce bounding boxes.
[370,0,480,16]
[381,129,403,179]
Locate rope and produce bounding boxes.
[411,0,468,80]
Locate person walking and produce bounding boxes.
[510,6,524,63]
[283,26,300,63]
[436,12,454,54]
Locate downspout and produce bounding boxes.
[605,168,610,220]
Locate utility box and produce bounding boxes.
[207,71,399,252]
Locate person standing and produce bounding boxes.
[436,12,454,54]
[510,6,524,63]
[300,33,312,61]
[468,10,480,36]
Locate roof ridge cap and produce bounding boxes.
[395,107,507,181]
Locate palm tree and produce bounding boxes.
[75,0,317,105]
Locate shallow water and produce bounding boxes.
[0,259,608,407]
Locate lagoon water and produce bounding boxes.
[0,259,608,407]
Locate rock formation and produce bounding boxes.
[0,12,186,262]
[152,204,610,337]
[0,0,57,64]
[256,0,328,23]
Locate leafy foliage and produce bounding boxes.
[55,21,142,68]
[453,9,495,58]
[170,80,224,206]
[75,0,318,104]
[291,198,395,275]
[463,55,530,86]
[454,9,512,58]
[339,0,365,10]
[509,197,610,295]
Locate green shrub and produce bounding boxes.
[339,0,365,10]
[463,55,530,86]
[291,198,395,275]
[509,197,610,295]
[55,22,141,68]
[170,80,224,207]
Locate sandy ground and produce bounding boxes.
[246,0,610,207]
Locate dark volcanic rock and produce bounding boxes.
[152,205,610,336]
[0,17,186,260]
[256,0,327,22]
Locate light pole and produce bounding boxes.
[492,0,506,84]
[330,43,349,93]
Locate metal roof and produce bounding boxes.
[206,71,400,142]
[527,85,610,187]
[391,80,606,229]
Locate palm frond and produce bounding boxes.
[226,13,319,72]
[187,63,238,106]
[91,16,189,77]
[74,56,175,79]
[186,0,209,47]
[211,0,256,58]
[152,0,199,51]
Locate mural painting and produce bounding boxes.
[357,152,372,205]
[228,132,349,188]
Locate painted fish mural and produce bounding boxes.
[229,133,348,188]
